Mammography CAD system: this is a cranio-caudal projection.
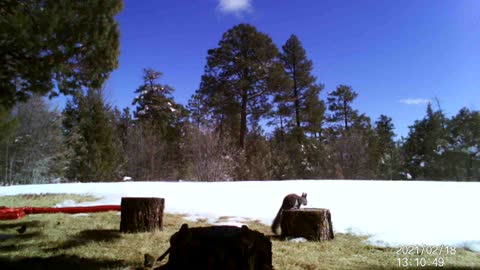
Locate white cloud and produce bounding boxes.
[217,0,252,16]
[399,98,431,105]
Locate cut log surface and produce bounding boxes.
[281,208,334,241]
[155,224,273,270]
[120,197,164,233]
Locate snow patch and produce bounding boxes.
[72,213,90,218]
[468,146,479,154]
[288,237,307,243]
[213,221,246,227]
[462,241,480,252]
[55,200,77,207]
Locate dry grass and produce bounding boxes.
[0,194,479,270]
[0,193,99,207]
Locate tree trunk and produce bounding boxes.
[120,197,164,233]
[239,91,247,149]
[155,224,273,270]
[281,208,334,241]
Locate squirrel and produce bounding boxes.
[271,192,307,234]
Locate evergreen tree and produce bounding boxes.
[267,103,291,143]
[63,89,120,181]
[403,103,448,180]
[243,126,272,180]
[116,107,133,150]
[302,87,325,138]
[373,115,401,179]
[326,85,359,131]
[0,0,122,108]
[131,68,187,180]
[196,24,288,149]
[133,68,187,134]
[268,128,294,179]
[325,85,374,179]
[279,34,325,135]
[187,93,209,128]
[446,108,480,181]
[271,35,327,178]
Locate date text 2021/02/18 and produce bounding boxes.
[396,245,457,268]
[396,245,456,256]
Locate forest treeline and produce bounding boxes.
[1,2,478,184]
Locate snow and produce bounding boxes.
[0,180,479,252]
[167,102,176,112]
[435,147,445,155]
[468,146,479,154]
[55,199,77,207]
[72,213,90,218]
[289,237,308,243]
[213,221,245,227]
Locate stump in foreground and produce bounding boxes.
[281,208,334,241]
[155,224,273,270]
[120,197,164,233]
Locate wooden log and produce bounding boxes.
[155,224,273,270]
[120,197,164,233]
[281,208,334,241]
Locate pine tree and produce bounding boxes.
[131,68,187,180]
[302,87,325,138]
[187,93,209,128]
[374,115,400,179]
[196,24,288,149]
[325,85,374,179]
[403,103,448,180]
[279,34,325,134]
[326,85,359,131]
[0,0,122,108]
[446,108,480,181]
[63,89,120,182]
[267,103,291,142]
[269,128,294,179]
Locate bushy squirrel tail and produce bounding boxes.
[271,206,283,234]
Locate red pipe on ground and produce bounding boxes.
[0,208,26,220]
[0,205,120,220]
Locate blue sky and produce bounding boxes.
[100,0,479,138]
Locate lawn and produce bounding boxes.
[0,194,478,270]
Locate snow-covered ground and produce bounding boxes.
[0,180,479,252]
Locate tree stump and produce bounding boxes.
[281,208,334,241]
[120,197,164,233]
[155,224,273,270]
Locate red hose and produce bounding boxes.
[0,208,26,220]
[0,205,120,220]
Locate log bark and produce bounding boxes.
[155,224,273,270]
[120,197,164,233]
[281,208,334,241]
